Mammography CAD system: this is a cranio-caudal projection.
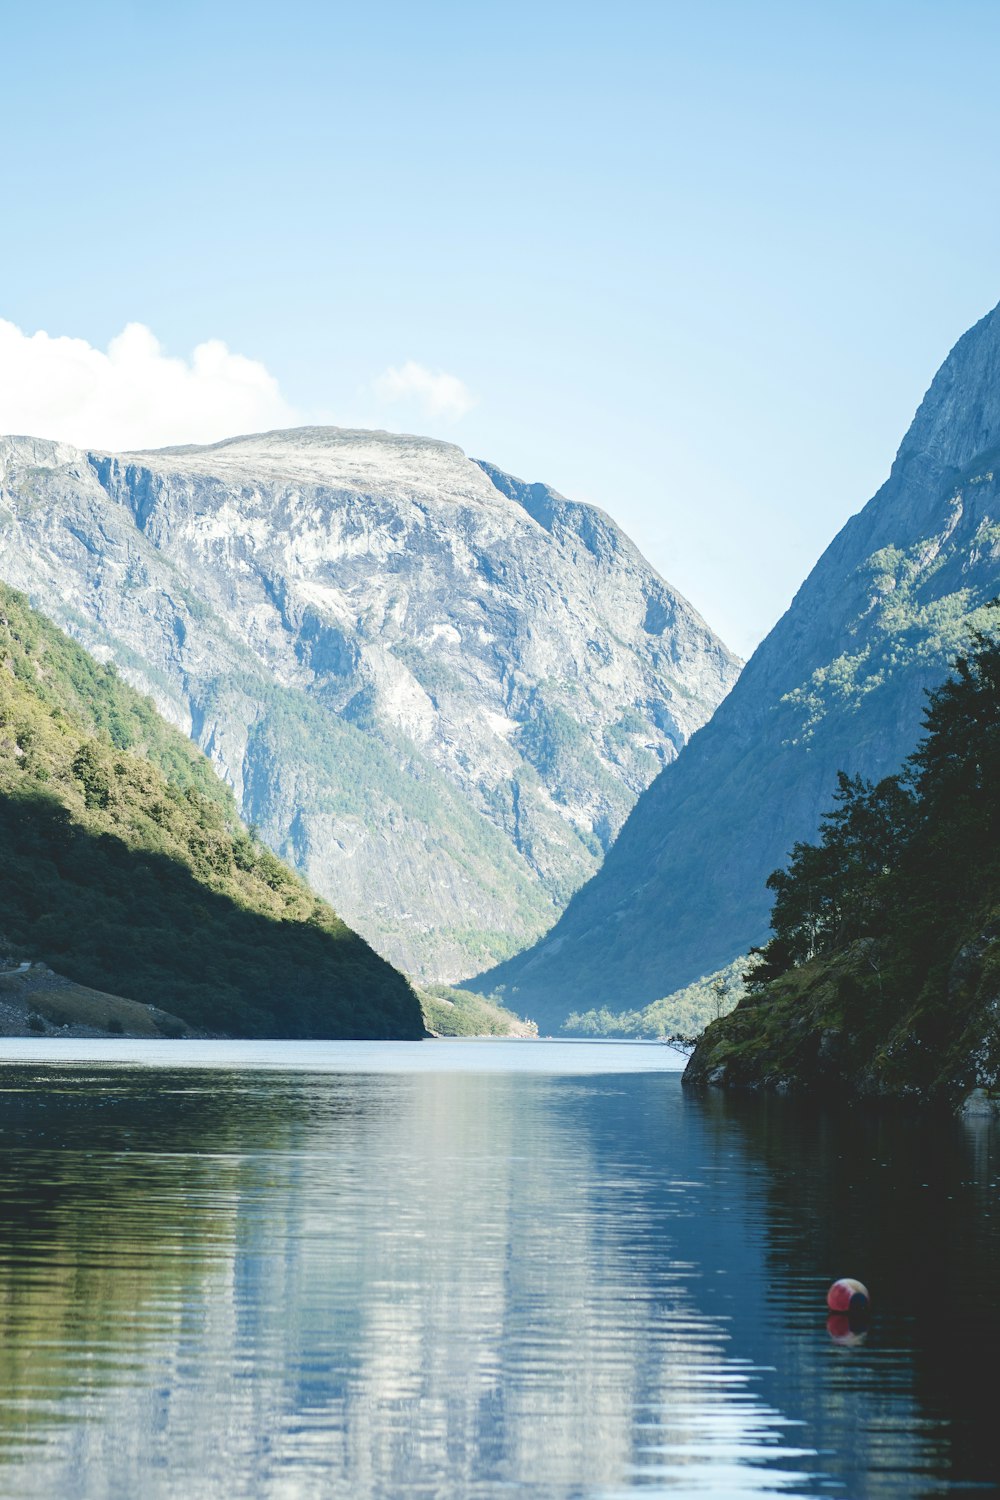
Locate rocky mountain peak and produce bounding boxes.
[896,300,1000,475]
[114,426,511,510]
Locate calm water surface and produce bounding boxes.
[0,1038,996,1498]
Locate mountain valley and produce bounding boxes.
[0,428,738,981]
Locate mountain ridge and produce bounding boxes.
[475,300,1000,1028]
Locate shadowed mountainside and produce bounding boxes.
[0,583,422,1038]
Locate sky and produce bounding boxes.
[2,1,1000,657]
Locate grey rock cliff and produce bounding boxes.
[0,427,738,979]
[478,300,1000,1028]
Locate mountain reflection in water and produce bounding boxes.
[0,1041,994,1498]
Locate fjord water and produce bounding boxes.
[0,1042,996,1498]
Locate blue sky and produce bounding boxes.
[3,0,1000,655]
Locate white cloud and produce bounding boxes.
[373,360,476,421]
[0,318,297,451]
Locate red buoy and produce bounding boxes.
[827,1277,870,1313]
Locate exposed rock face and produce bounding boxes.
[478,300,1000,1028]
[0,427,738,979]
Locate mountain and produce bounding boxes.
[0,428,738,980]
[477,300,1000,1029]
[0,582,423,1038]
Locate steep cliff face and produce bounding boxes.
[0,427,738,979]
[479,301,1000,1028]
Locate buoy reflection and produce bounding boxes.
[826,1310,870,1347]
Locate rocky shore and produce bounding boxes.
[682,929,1000,1119]
[0,960,201,1039]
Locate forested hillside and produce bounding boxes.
[0,584,423,1038]
[685,621,1000,1109]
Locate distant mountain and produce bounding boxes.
[478,301,1000,1029]
[0,428,738,980]
[0,582,422,1038]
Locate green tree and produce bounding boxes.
[750,611,1000,992]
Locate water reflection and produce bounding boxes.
[0,1051,994,1497]
[704,1086,1000,1494]
[826,1311,870,1346]
[683,1087,1000,1496]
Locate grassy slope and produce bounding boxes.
[0,583,424,1038]
[0,962,196,1037]
[418,983,538,1037]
